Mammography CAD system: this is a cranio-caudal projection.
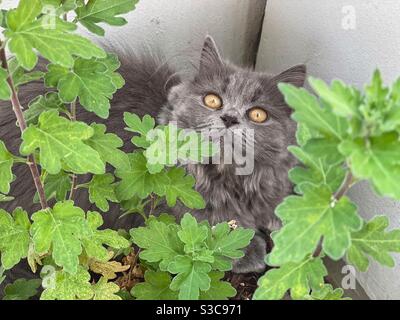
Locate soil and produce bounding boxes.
[224,272,263,300]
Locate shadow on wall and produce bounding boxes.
[81,0,268,71]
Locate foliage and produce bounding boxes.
[254,71,400,300]
[347,216,400,272]
[1,0,400,301]
[131,213,253,300]
[2,278,41,300]
[0,0,226,300]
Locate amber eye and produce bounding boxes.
[248,107,268,123]
[203,93,223,109]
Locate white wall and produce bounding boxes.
[2,0,267,68]
[257,0,400,300]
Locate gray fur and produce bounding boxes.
[159,36,305,272]
[0,36,306,283]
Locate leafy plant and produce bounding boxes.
[254,70,400,300]
[131,213,254,300]
[1,0,400,301]
[0,0,224,300]
[2,278,42,300]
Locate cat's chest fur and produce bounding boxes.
[173,162,292,232]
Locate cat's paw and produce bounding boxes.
[232,234,266,274]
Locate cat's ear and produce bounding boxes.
[262,65,307,106]
[271,65,307,88]
[199,35,224,74]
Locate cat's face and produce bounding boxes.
[160,36,306,170]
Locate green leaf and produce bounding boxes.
[268,185,362,265]
[20,110,105,175]
[0,208,31,269]
[279,83,347,140]
[0,68,11,100]
[124,113,155,148]
[120,195,147,217]
[85,123,130,170]
[3,278,41,300]
[199,271,236,300]
[146,213,177,226]
[162,167,205,209]
[306,284,350,300]
[41,0,82,14]
[347,216,400,272]
[130,218,184,271]
[168,256,211,300]
[0,194,14,202]
[381,78,400,133]
[144,124,216,174]
[34,171,71,203]
[82,211,130,261]
[31,201,88,274]
[115,152,166,200]
[45,56,120,118]
[0,141,14,194]
[295,123,314,146]
[309,77,362,118]
[365,69,389,111]
[124,116,216,173]
[178,213,209,254]
[76,0,139,36]
[5,0,105,70]
[339,133,400,200]
[116,289,134,300]
[41,266,93,300]
[253,256,327,300]
[88,174,118,212]
[144,125,180,173]
[208,222,255,271]
[92,277,122,300]
[25,93,67,125]
[132,270,178,300]
[6,0,42,30]
[288,139,346,194]
[8,57,44,88]
[0,10,7,29]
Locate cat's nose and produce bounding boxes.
[220,115,239,128]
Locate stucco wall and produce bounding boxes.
[2,0,267,68]
[256,0,400,300]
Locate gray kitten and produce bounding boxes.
[158,37,305,272]
[0,36,305,283]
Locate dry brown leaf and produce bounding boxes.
[114,250,144,291]
[89,259,130,280]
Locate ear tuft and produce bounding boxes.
[199,35,224,74]
[273,64,307,88]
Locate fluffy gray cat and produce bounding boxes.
[158,37,305,272]
[0,36,305,284]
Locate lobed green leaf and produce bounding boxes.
[347,216,400,272]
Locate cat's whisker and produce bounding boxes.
[195,122,210,129]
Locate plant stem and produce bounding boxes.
[334,171,354,200]
[149,194,157,216]
[68,100,78,201]
[0,46,48,209]
[313,171,354,258]
[69,175,78,201]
